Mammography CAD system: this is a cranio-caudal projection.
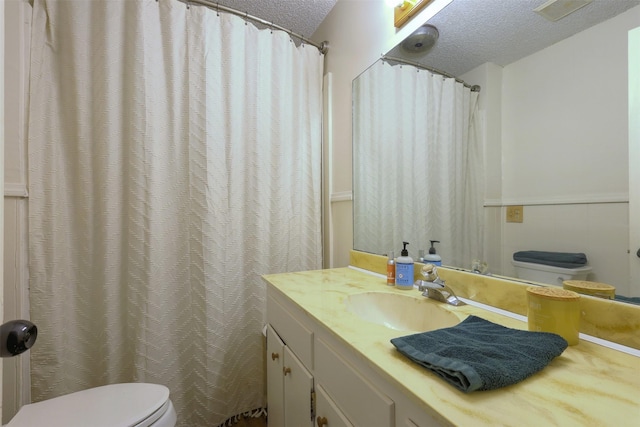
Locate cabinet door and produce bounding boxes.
[283,346,314,427]
[267,326,285,427]
[315,385,353,427]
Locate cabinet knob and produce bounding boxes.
[271,352,279,361]
[317,416,328,427]
[283,366,291,376]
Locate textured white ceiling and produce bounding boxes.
[215,0,338,39]
[210,0,639,77]
[389,0,640,76]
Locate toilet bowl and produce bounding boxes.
[6,383,176,427]
[512,260,592,286]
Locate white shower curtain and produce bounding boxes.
[27,1,323,426]
[353,60,482,267]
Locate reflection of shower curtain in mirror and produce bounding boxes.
[27,1,323,426]
[353,60,482,267]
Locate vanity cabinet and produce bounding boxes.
[265,267,640,426]
[266,294,362,427]
[266,288,441,427]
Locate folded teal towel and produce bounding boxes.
[390,316,568,392]
[615,295,640,305]
[513,250,588,268]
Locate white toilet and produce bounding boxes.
[512,260,592,286]
[6,383,177,427]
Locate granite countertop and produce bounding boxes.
[263,267,640,426]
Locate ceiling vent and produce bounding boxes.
[534,0,593,22]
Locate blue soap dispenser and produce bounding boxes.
[396,242,414,290]
[424,240,442,266]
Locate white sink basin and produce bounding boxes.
[345,291,466,332]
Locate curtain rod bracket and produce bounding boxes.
[320,41,329,55]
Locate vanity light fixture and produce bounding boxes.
[534,0,593,22]
[394,0,434,28]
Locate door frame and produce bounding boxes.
[629,26,640,296]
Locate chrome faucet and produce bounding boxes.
[416,264,466,306]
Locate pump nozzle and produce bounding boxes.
[401,241,409,256]
[429,240,440,254]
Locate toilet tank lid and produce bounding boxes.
[512,259,592,274]
[7,383,170,427]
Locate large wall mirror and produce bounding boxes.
[353,0,640,301]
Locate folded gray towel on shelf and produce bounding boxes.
[390,315,568,393]
[513,250,588,268]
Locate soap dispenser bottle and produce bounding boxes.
[396,242,414,290]
[424,240,442,266]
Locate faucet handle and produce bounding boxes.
[471,259,489,274]
[421,264,438,282]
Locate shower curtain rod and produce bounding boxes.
[381,55,481,92]
[180,0,329,54]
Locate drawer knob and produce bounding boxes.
[271,352,279,361]
[283,367,291,376]
[317,416,328,427]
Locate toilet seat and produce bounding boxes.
[7,383,174,427]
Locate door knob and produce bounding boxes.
[283,367,291,375]
[0,320,37,357]
[271,352,279,361]
[317,416,328,427]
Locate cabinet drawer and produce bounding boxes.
[315,338,394,427]
[267,295,314,369]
